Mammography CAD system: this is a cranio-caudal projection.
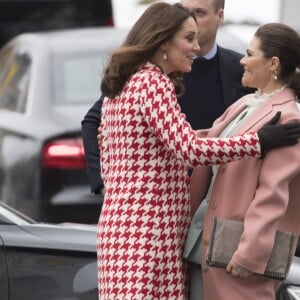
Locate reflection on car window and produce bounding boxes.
[0,203,35,225]
[53,52,107,104]
[0,48,31,113]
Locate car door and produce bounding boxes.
[0,234,9,300]
[0,42,41,220]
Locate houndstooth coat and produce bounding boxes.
[96,62,261,300]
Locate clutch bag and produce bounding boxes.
[206,217,296,280]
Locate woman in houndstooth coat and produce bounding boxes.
[96,3,300,300]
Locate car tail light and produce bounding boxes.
[105,17,114,26]
[42,138,86,169]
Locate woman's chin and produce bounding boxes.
[241,78,250,88]
[184,65,192,73]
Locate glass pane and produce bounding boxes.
[54,52,107,105]
[0,49,31,113]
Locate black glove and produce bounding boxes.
[257,111,300,157]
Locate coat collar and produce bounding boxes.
[210,88,297,137]
[235,88,296,134]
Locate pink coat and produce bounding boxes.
[190,89,300,299]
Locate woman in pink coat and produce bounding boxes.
[189,23,300,299]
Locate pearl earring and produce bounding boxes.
[272,70,278,80]
[163,53,167,61]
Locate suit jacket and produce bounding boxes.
[178,45,254,130]
[189,89,300,299]
[81,96,104,193]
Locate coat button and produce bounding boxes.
[210,201,217,209]
[203,239,209,246]
[219,164,226,173]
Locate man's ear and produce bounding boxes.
[217,9,224,26]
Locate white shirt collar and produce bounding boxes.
[203,44,218,60]
[244,85,287,107]
[193,44,217,61]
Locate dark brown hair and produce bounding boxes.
[101,2,196,98]
[213,0,225,12]
[255,23,300,99]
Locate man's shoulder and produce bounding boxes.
[217,45,244,60]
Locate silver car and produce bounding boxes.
[0,27,128,223]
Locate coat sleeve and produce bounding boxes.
[232,132,300,274]
[189,99,249,215]
[138,72,261,168]
[81,96,104,193]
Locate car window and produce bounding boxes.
[0,203,35,225]
[53,52,107,105]
[0,46,31,113]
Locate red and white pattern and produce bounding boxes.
[96,62,261,299]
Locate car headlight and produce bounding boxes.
[287,286,300,300]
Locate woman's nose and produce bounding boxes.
[240,56,246,65]
[194,42,200,52]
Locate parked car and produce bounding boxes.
[0,27,128,223]
[0,23,258,224]
[0,201,98,299]
[1,20,298,299]
[276,256,300,299]
[0,200,299,299]
[0,0,114,48]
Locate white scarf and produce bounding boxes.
[244,85,287,107]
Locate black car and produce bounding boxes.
[0,198,299,299]
[0,27,128,223]
[0,201,98,299]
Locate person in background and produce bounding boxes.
[179,0,253,130]
[178,0,254,296]
[80,0,251,196]
[81,95,105,195]
[189,22,300,300]
[96,0,300,297]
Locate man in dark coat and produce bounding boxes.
[177,2,253,298]
[178,0,253,130]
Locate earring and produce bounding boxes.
[272,70,278,80]
[163,53,167,61]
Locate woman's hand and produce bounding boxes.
[257,111,300,157]
[226,260,254,278]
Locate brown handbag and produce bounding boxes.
[206,217,296,280]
